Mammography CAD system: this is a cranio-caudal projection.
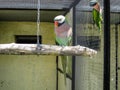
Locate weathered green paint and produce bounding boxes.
[0,22,56,90]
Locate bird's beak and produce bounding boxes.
[54,21,58,27]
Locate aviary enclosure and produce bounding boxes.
[0,0,120,90]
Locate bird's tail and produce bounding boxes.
[61,56,67,85]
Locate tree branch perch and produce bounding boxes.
[0,43,97,56]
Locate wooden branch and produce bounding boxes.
[0,43,97,56]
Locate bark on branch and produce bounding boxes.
[0,43,97,56]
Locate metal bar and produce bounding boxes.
[63,0,81,16]
[71,1,82,90]
[103,0,111,90]
[56,56,58,90]
[115,24,118,90]
[72,6,76,90]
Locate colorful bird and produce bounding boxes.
[90,0,103,31]
[54,15,72,84]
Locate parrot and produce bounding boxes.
[90,0,103,31]
[54,15,72,84]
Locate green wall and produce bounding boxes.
[0,22,56,90]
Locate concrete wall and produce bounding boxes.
[0,22,56,90]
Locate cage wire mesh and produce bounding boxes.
[110,1,120,90]
[118,25,120,90]
[110,13,120,90]
[74,0,120,90]
[110,24,116,90]
[75,0,104,90]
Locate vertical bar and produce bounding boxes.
[72,6,76,90]
[56,56,58,90]
[103,0,110,90]
[115,24,118,90]
[67,1,81,90]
